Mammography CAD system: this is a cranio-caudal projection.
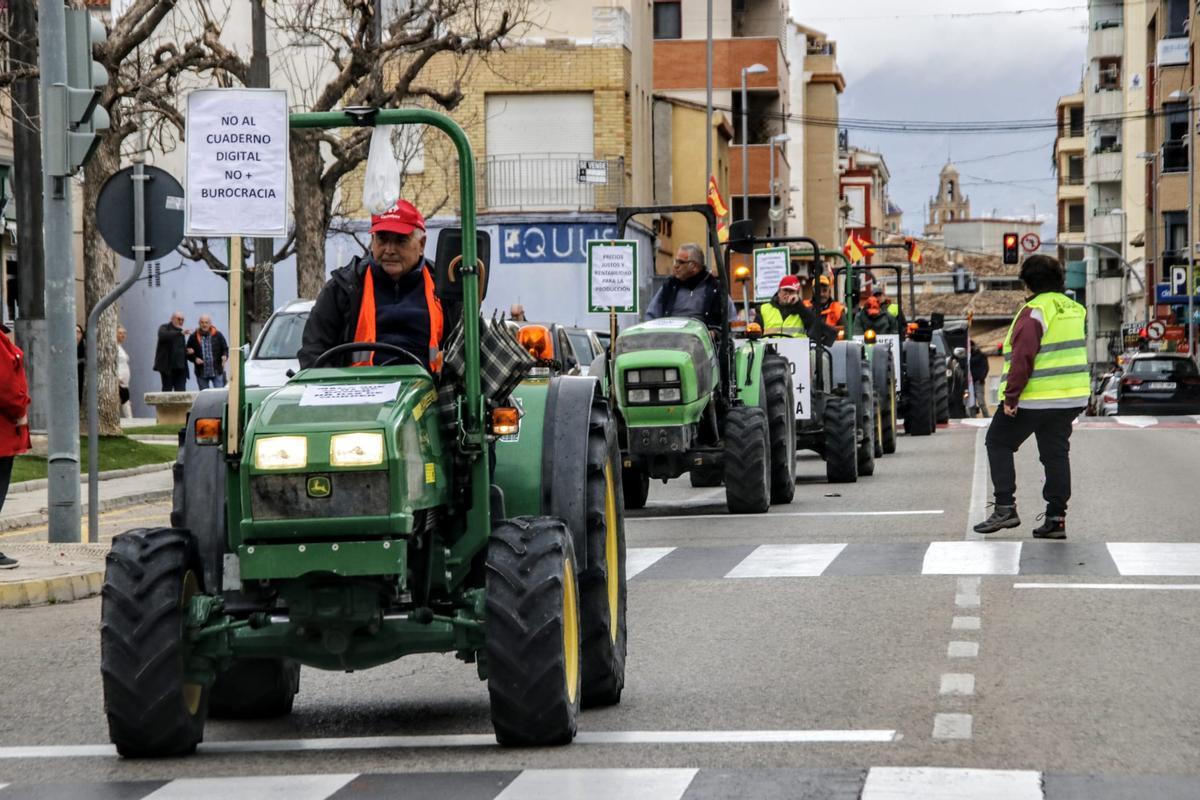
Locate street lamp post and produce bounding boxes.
[740,63,768,220]
[768,133,791,239]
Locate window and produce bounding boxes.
[1163,103,1189,172]
[946,179,954,198]
[1130,357,1199,377]
[1068,203,1085,232]
[1098,57,1121,90]
[1069,106,1084,136]
[1166,0,1188,38]
[653,1,681,39]
[1066,155,1084,183]
[947,210,955,221]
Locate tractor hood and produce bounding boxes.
[614,318,716,426]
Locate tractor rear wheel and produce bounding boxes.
[579,400,627,708]
[101,527,209,758]
[934,352,951,424]
[723,406,771,513]
[486,516,582,746]
[689,463,724,487]
[622,462,649,509]
[209,659,300,719]
[857,366,876,477]
[881,367,898,454]
[824,396,858,483]
[904,345,935,436]
[763,354,796,504]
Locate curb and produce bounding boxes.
[0,571,104,609]
[0,488,174,534]
[8,462,173,495]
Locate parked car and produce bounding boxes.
[244,299,312,388]
[1093,373,1120,416]
[1116,353,1200,415]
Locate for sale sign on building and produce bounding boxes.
[185,88,289,237]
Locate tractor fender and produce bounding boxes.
[872,340,894,398]
[169,388,229,595]
[542,374,602,569]
[830,340,864,401]
[587,353,609,390]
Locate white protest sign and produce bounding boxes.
[853,333,902,391]
[771,339,812,421]
[186,88,289,237]
[753,247,790,303]
[588,240,638,313]
[299,382,402,407]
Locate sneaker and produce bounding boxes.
[1032,514,1067,540]
[0,553,17,569]
[973,504,1021,534]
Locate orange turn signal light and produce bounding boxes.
[194,417,222,446]
[517,324,554,361]
[491,407,520,436]
[746,322,763,340]
[864,329,877,343]
[733,265,751,282]
[836,329,846,341]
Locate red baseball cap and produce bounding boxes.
[371,200,425,236]
[778,275,801,291]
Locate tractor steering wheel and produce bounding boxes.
[313,341,424,369]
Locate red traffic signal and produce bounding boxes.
[1003,232,1020,265]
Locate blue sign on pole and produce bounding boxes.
[1154,282,1200,304]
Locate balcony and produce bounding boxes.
[654,37,788,93]
[1088,209,1124,240]
[1087,26,1124,59]
[729,144,791,197]
[1092,275,1125,306]
[480,154,625,211]
[1088,87,1122,117]
[1087,150,1123,183]
[1056,132,1085,155]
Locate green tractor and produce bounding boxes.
[99,108,628,757]
[611,205,796,514]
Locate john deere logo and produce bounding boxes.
[306,476,332,498]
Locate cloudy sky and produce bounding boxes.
[791,0,1089,236]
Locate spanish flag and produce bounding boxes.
[717,220,729,243]
[844,232,870,263]
[707,176,729,220]
[905,237,923,265]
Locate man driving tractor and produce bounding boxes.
[645,243,737,326]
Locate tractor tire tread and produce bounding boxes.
[824,396,858,483]
[723,406,771,513]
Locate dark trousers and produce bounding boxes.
[985,407,1080,517]
[159,369,187,391]
[0,456,13,516]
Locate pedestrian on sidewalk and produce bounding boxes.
[0,321,31,569]
[116,325,132,417]
[154,312,190,391]
[186,315,228,390]
[969,339,990,418]
[973,255,1089,539]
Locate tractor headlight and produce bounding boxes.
[627,388,651,403]
[658,387,682,402]
[254,436,308,470]
[330,432,385,467]
[626,370,642,384]
[664,368,679,382]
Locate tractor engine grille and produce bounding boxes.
[250,472,389,520]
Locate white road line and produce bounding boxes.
[629,510,944,522]
[495,769,698,800]
[862,767,1042,799]
[924,541,1021,575]
[939,674,975,696]
[1114,415,1158,428]
[954,593,980,608]
[724,543,848,579]
[952,616,981,630]
[1014,583,1200,591]
[930,713,973,740]
[1107,543,1200,576]
[625,547,675,579]
[947,641,979,658]
[141,774,357,800]
[966,426,988,541]
[0,730,901,760]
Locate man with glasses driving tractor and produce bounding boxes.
[644,243,736,327]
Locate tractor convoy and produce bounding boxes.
[100,106,961,758]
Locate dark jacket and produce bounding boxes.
[299,255,446,370]
[185,328,229,379]
[969,347,989,382]
[153,322,187,374]
[644,270,735,327]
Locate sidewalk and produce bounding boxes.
[1,465,174,609]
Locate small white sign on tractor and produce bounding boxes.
[769,339,812,421]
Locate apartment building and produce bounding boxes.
[839,145,893,261]
[1055,92,1086,292]
[788,23,844,247]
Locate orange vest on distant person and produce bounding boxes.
[352,264,443,372]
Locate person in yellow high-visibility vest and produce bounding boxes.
[973,255,1089,539]
[759,275,818,337]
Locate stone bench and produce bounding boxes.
[143,392,198,426]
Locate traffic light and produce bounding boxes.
[45,8,109,176]
[1002,232,1020,265]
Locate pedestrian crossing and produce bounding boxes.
[626,542,1200,579]
[2,767,1196,799]
[947,414,1200,430]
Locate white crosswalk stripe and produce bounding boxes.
[625,547,674,579]
[724,543,847,578]
[1106,543,1200,575]
[141,775,357,800]
[922,541,1022,575]
[494,769,697,800]
[862,767,1043,799]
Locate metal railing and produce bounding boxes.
[1062,175,1084,185]
[480,154,626,211]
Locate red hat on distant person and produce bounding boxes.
[371,200,425,236]
[778,275,801,291]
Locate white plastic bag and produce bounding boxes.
[362,124,403,215]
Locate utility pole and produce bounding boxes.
[11,0,48,431]
[249,0,273,337]
[38,0,81,542]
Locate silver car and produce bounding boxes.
[244,300,313,388]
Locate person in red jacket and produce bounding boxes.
[0,321,31,568]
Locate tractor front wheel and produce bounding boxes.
[824,396,858,483]
[904,344,936,436]
[881,368,898,454]
[857,366,876,477]
[622,462,649,509]
[934,352,951,424]
[763,354,797,504]
[579,400,628,707]
[486,516,582,746]
[101,527,209,758]
[723,406,771,513]
[209,659,300,719]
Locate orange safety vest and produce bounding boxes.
[820,301,845,328]
[352,264,444,372]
